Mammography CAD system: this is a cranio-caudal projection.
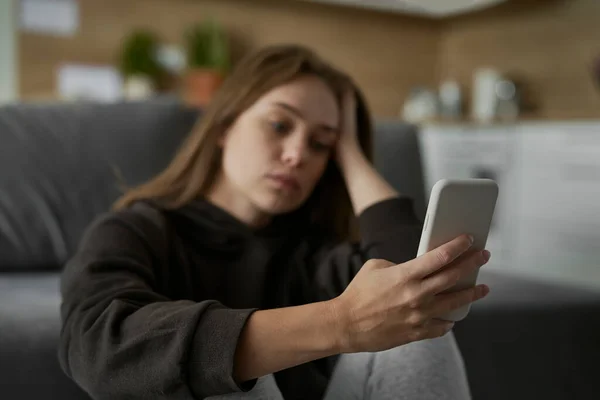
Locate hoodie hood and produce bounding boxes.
[159,197,310,254]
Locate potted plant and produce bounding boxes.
[119,30,163,100]
[183,18,230,107]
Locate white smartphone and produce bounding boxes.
[417,178,499,321]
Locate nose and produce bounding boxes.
[281,134,308,168]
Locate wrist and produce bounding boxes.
[337,142,367,173]
[325,297,353,354]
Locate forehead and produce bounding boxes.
[254,76,340,126]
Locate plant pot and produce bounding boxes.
[183,68,224,108]
[123,74,155,100]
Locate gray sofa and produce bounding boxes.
[1,98,599,400]
[0,98,198,400]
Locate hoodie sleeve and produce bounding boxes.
[58,209,257,400]
[312,197,423,300]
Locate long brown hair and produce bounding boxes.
[114,44,373,241]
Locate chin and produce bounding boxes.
[254,192,306,216]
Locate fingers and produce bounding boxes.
[420,250,491,296]
[410,234,474,279]
[342,88,358,125]
[427,284,490,319]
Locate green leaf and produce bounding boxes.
[185,18,230,71]
[119,30,163,79]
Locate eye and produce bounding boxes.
[310,139,334,153]
[269,119,292,135]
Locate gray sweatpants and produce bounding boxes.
[208,332,471,400]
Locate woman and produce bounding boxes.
[59,45,490,400]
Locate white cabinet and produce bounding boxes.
[512,123,600,288]
[516,123,600,221]
[420,122,600,289]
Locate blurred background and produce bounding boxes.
[1,0,599,117]
[3,0,599,287]
[1,1,600,399]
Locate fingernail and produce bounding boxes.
[482,250,491,262]
[468,235,475,245]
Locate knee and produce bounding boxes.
[204,375,283,400]
[392,331,460,355]
[366,333,472,399]
[373,332,466,371]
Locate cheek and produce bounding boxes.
[222,126,272,183]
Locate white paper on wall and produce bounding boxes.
[20,0,79,36]
[57,64,123,102]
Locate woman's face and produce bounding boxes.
[212,75,340,224]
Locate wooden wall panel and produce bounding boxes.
[18,0,441,117]
[440,0,600,120]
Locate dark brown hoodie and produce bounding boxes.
[58,197,422,400]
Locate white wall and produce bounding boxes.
[0,0,17,104]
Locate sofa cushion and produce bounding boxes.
[0,97,199,271]
[0,272,90,399]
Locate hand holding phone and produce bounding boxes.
[335,233,491,354]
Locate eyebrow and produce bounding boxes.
[273,102,339,134]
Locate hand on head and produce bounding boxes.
[336,86,359,153]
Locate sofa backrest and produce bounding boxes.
[0,97,424,272]
[373,120,426,221]
[0,97,199,271]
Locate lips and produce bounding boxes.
[266,173,301,191]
